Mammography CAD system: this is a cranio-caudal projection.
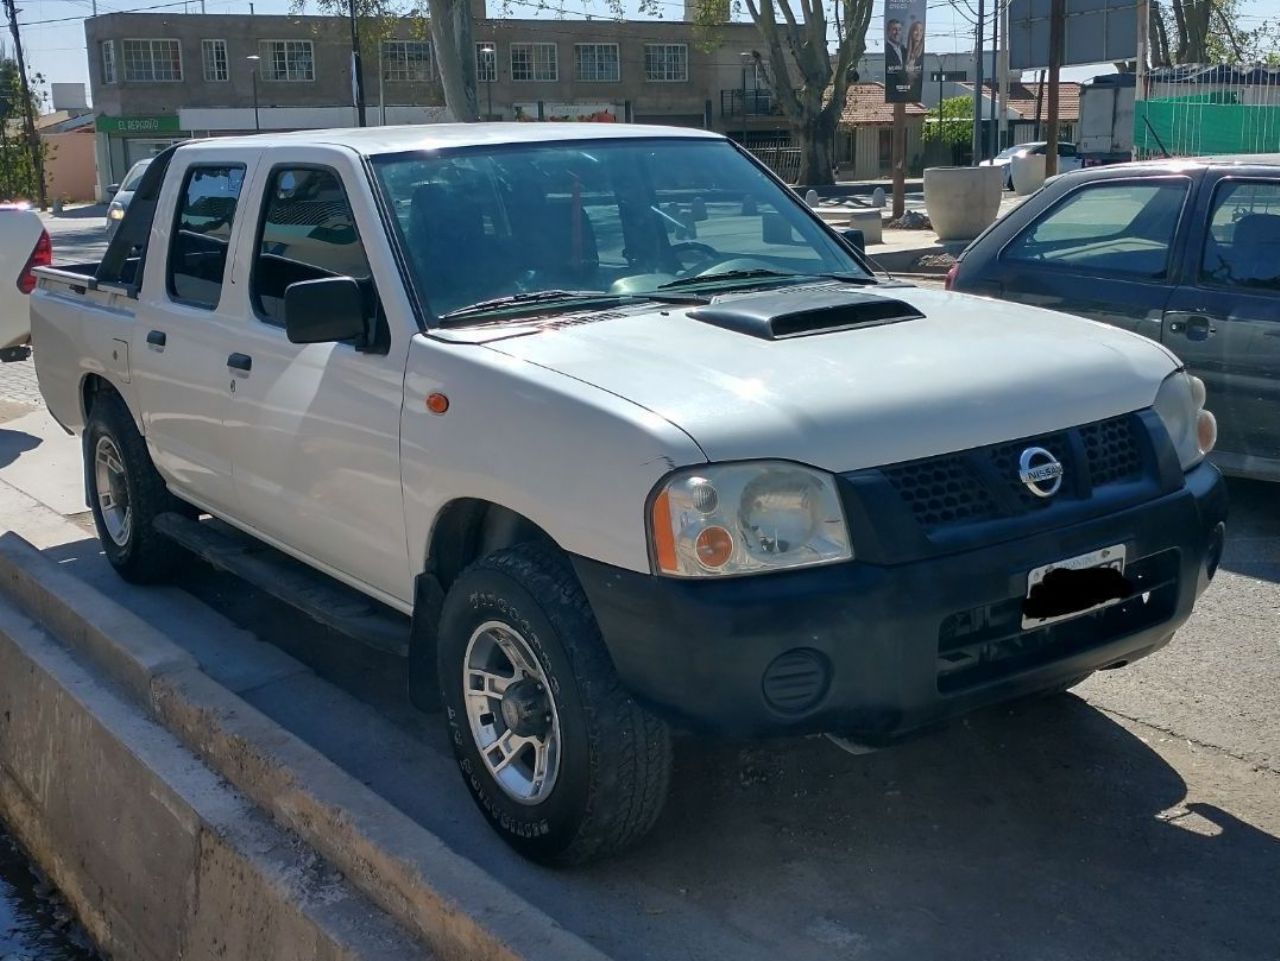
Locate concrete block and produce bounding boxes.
[0,532,197,705]
[846,209,883,245]
[0,598,425,961]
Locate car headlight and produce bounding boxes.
[1154,370,1217,471]
[108,204,124,221]
[649,462,852,577]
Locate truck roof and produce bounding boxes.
[175,122,723,156]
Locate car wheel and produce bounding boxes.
[86,390,185,584]
[437,542,673,865]
[1004,170,1013,191]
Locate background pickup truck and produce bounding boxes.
[32,125,1227,865]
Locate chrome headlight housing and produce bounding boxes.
[1154,370,1217,471]
[649,461,852,577]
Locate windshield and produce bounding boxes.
[121,161,150,193]
[371,138,868,320]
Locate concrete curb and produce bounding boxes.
[0,532,614,961]
[0,595,426,961]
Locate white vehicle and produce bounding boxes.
[105,159,151,240]
[982,141,1084,189]
[0,204,50,361]
[31,125,1227,864]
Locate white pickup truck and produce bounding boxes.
[32,125,1227,864]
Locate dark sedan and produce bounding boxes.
[948,156,1280,481]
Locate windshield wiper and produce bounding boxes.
[439,288,708,324]
[658,268,802,290]
[658,269,876,291]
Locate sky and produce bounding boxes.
[12,0,1278,110]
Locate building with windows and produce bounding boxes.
[84,6,764,198]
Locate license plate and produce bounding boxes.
[1022,544,1129,630]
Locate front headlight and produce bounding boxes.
[1154,370,1217,470]
[649,461,852,577]
[108,204,125,221]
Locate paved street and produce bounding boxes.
[1,209,1278,960]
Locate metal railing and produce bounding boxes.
[720,89,779,119]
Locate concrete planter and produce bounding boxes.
[924,166,1003,242]
[1011,154,1047,196]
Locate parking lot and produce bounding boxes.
[1,207,1276,961]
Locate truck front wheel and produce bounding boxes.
[85,392,185,584]
[437,543,673,865]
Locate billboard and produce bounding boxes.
[884,0,926,103]
[1009,0,1138,71]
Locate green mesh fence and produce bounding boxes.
[1134,98,1280,158]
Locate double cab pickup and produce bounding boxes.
[32,125,1227,863]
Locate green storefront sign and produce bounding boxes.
[95,114,181,134]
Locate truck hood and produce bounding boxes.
[483,284,1180,471]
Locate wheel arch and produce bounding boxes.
[408,498,566,709]
[80,371,142,433]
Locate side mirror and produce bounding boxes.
[106,184,120,198]
[284,276,367,345]
[840,228,866,254]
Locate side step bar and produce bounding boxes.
[154,512,409,657]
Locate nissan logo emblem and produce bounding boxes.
[1018,447,1064,498]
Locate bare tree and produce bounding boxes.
[697,0,874,185]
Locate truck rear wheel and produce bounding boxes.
[86,391,185,584]
[437,543,672,865]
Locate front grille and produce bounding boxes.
[881,458,999,529]
[881,413,1147,534]
[1080,416,1143,485]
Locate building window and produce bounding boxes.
[100,40,117,84]
[644,43,688,82]
[574,43,619,82]
[382,40,433,82]
[260,40,315,82]
[202,39,228,82]
[476,42,497,82]
[122,39,183,82]
[510,42,557,82]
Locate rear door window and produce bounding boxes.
[251,166,374,325]
[1200,179,1280,291]
[1003,180,1188,279]
[166,164,246,309]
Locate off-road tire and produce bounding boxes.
[437,542,673,865]
[85,390,185,584]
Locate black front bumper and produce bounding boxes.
[572,462,1228,742]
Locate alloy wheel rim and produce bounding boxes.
[93,435,132,547]
[462,620,562,805]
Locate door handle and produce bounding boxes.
[1166,313,1218,340]
[146,329,166,348]
[227,352,252,372]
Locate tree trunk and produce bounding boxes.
[427,0,479,121]
[794,110,837,186]
[1151,0,1172,67]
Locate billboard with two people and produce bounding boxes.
[884,0,926,103]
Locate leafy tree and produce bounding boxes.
[1153,0,1280,64]
[692,0,875,186]
[0,60,46,203]
[923,95,971,146]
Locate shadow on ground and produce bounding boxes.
[0,428,40,469]
[39,529,1280,961]
[1217,477,1280,583]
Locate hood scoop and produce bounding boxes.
[687,288,925,341]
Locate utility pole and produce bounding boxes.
[1135,0,1149,159]
[3,0,45,209]
[998,0,1010,153]
[347,0,366,127]
[972,0,986,164]
[989,4,999,159]
[1045,0,1064,176]
[892,101,905,219]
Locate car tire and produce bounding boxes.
[1004,170,1013,191]
[437,542,673,865]
[85,390,186,584]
